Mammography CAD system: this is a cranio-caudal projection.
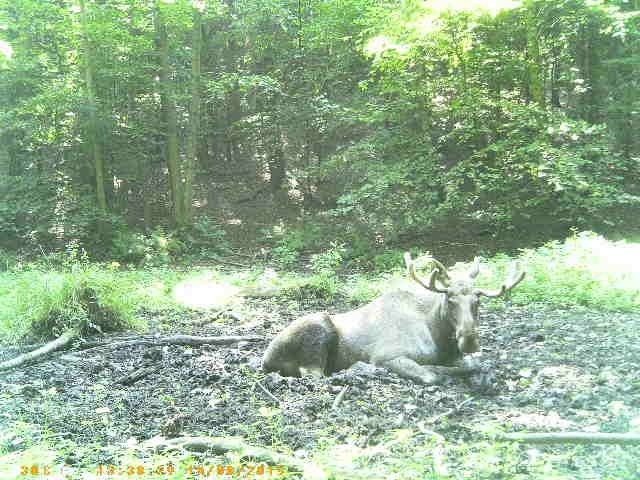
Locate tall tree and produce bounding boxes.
[78,0,107,212]
[184,1,203,223]
[154,0,183,226]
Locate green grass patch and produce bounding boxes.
[0,263,187,343]
[481,231,640,312]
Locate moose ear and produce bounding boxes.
[468,257,481,279]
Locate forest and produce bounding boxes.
[1,0,640,479]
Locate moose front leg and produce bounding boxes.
[381,357,441,385]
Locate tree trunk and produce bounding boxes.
[184,4,203,223]
[525,3,544,107]
[154,1,183,226]
[550,46,561,107]
[78,0,107,212]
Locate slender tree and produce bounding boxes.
[184,1,204,222]
[78,0,107,212]
[154,0,183,226]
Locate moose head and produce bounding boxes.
[404,253,526,354]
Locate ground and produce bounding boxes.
[1,292,640,479]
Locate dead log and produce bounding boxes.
[143,435,327,480]
[155,334,262,346]
[425,397,474,424]
[0,328,79,372]
[79,334,263,354]
[497,432,640,445]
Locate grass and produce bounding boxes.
[482,231,640,312]
[0,263,187,343]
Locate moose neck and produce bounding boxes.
[428,294,460,362]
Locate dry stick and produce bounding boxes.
[215,258,250,268]
[156,334,262,346]
[256,381,280,405]
[497,432,640,445]
[430,365,479,377]
[331,385,350,411]
[426,397,474,424]
[0,328,79,371]
[143,436,327,480]
[227,249,255,259]
[193,308,232,327]
[78,334,263,354]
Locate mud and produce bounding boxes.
[1,299,640,477]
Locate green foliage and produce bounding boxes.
[481,232,640,312]
[310,242,346,275]
[111,228,182,266]
[441,108,640,234]
[265,224,324,269]
[177,217,229,260]
[0,0,639,260]
[281,243,347,302]
[372,250,404,272]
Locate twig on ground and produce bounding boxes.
[194,308,232,326]
[216,258,250,268]
[256,381,280,405]
[115,364,161,385]
[331,385,350,411]
[426,396,474,424]
[497,432,640,445]
[0,328,79,371]
[77,334,263,355]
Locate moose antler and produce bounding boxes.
[404,252,449,294]
[468,257,481,279]
[475,261,525,298]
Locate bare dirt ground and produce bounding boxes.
[1,295,640,479]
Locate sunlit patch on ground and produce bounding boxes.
[507,411,575,430]
[172,272,242,310]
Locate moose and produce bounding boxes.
[262,253,525,384]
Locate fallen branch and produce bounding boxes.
[156,334,262,346]
[194,308,232,327]
[426,397,474,424]
[78,334,263,354]
[255,381,280,405]
[0,328,79,372]
[331,385,350,411]
[215,258,250,268]
[143,436,327,480]
[497,432,640,445]
[430,365,479,377]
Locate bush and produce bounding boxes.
[264,223,324,269]
[178,217,229,259]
